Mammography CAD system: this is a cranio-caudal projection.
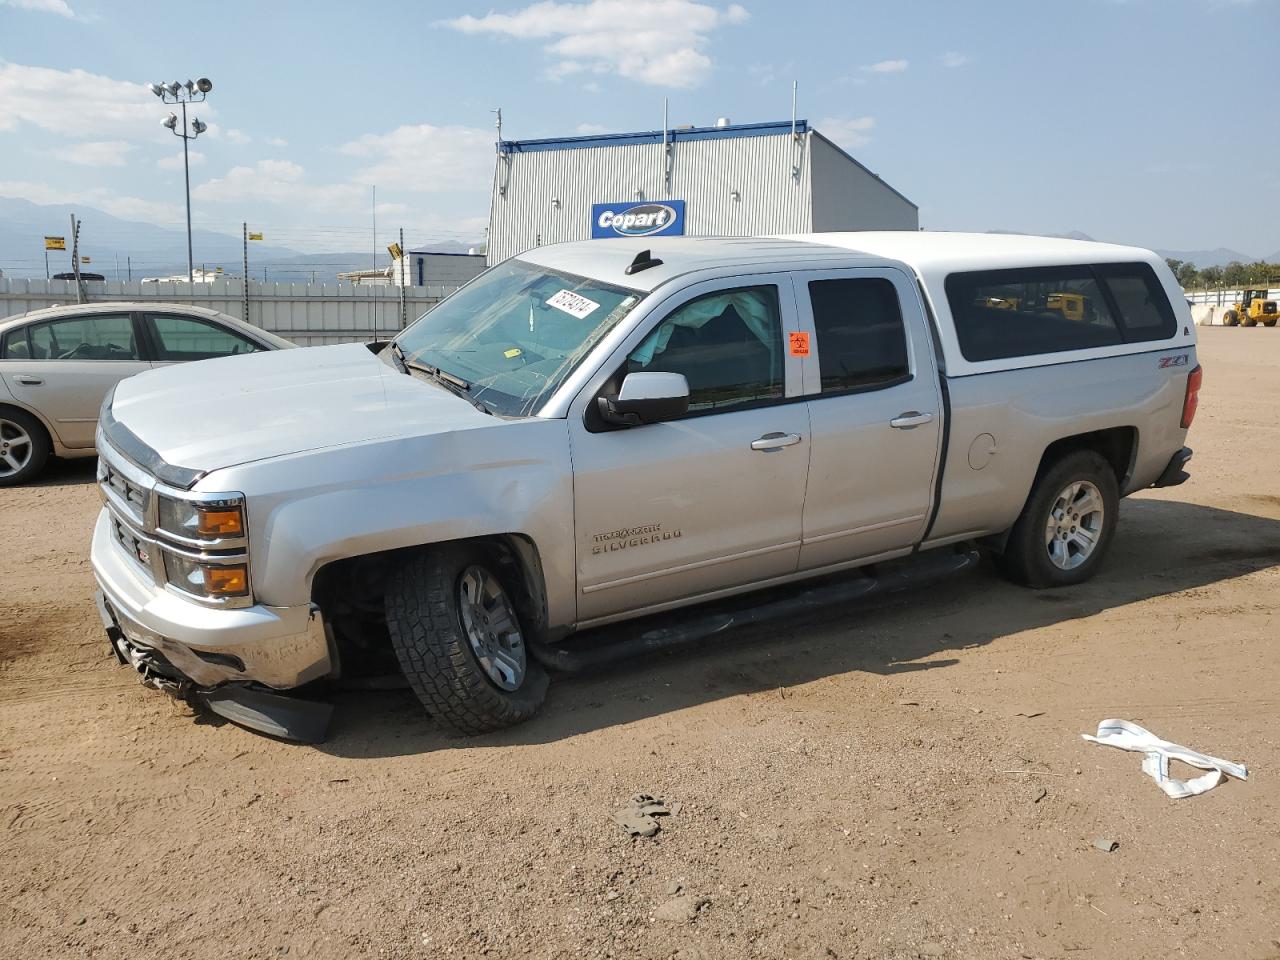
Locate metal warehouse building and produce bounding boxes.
[486,119,917,264]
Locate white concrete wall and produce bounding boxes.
[0,278,454,346]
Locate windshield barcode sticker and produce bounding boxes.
[546,289,600,319]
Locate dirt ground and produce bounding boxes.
[2,327,1278,960]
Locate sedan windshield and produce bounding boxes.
[392,260,643,417]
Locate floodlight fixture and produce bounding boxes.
[195,77,212,93]
[191,118,207,135]
[149,82,164,97]
[162,113,178,130]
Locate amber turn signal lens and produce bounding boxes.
[206,564,249,596]
[197,507,243,537]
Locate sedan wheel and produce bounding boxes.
[0,416,35,480]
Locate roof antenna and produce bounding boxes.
[625,249,664,275]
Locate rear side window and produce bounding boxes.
[147,314,262,361]
[808,278,910,393]
[946,262,1176,362]
[946,267,1121,362]
[1094,263,1176,342]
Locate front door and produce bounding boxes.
[568,275,810,624]
[0,311,151,449]
[792,268,944,569]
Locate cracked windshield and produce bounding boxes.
[393,260,641,416]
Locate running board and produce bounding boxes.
[533,547,981,673]
[198,684,334,744]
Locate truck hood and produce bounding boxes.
[107,342,491,481]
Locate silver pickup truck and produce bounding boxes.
[91,232,1200,741]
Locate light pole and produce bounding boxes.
[151,78,212,284]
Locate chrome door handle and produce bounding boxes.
[889,411,934,429]
[751,432,802,451]
[13,375,43,385]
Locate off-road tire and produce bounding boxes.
[996,450,1119,589]
[385,545,548,735]
[1262,317,1277,328]
[1222,309,1239,327]
[0,407,50,487]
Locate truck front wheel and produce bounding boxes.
[385,545,548,735]
[997,450,1119,588]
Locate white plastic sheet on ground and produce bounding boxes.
[1081,719,1249,799]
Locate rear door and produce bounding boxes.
[567,274,810,623]
[792,268,944,569]
[0,311,152,449]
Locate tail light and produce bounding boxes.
[1181,365,1202,428]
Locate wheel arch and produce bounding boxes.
[982,426,1136,554]
[0,400,58,454]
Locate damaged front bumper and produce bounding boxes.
[96,591,334,743]
[92,508,336,742]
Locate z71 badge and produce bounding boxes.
[1159,354,1189,368]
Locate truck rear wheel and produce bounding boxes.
[997,450,1119,588]
[385,545,548,735]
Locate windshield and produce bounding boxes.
[392,259,643,416]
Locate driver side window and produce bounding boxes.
[26,313,139,361]
[626,285,784,414]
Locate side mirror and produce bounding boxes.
[598,371,689,427]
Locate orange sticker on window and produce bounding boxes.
[788,331,810,357]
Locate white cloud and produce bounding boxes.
[442,0,749,88]
[861,58,908,74]
[0,179,180,222]
[0,62,209,141]
[264,136,288,147]
[62,140,135,167]
[192,159,375,218]
[817,116,875,151]
[158,149,206,171]
[0,0,77,17]
[338,124,494,193]
[224,128,251,143]
[575,122,609,134]
[941,51,971,68]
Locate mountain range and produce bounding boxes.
[0,197,479,281]
[2,197,1275,279]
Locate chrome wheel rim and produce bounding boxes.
[457,565,526,691]
[0,418,33,478]
[1044,479,1105,570]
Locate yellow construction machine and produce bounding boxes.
[1222,289,1278,327]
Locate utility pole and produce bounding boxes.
[70,214,84,304]
[371,184,378,271]
[127,256,132,282]
[399,226,407,328]
[114,253,120,282]
[44,247,49,280]
[242,221,250,322]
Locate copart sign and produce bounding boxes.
[591,200,686,239]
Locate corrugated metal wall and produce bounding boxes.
[488,131,815,264]
[809,135,919,232]
[0,278,456,346]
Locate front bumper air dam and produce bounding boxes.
[96,591,334,743]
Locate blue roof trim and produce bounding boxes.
[500,119,809,154]
[407,250,485,257]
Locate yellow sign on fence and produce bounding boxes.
[44,236,66,250]
[387,242,403,261]
[80,256,91,263]
[248,232,263,241]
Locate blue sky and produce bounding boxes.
[1,0,1278,257]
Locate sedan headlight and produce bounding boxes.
[157,494,245,541]
[163,554,251,600]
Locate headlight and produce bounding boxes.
[158,494,245,541]
[163,554,251,600]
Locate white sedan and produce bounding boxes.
[0,302,293,485]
